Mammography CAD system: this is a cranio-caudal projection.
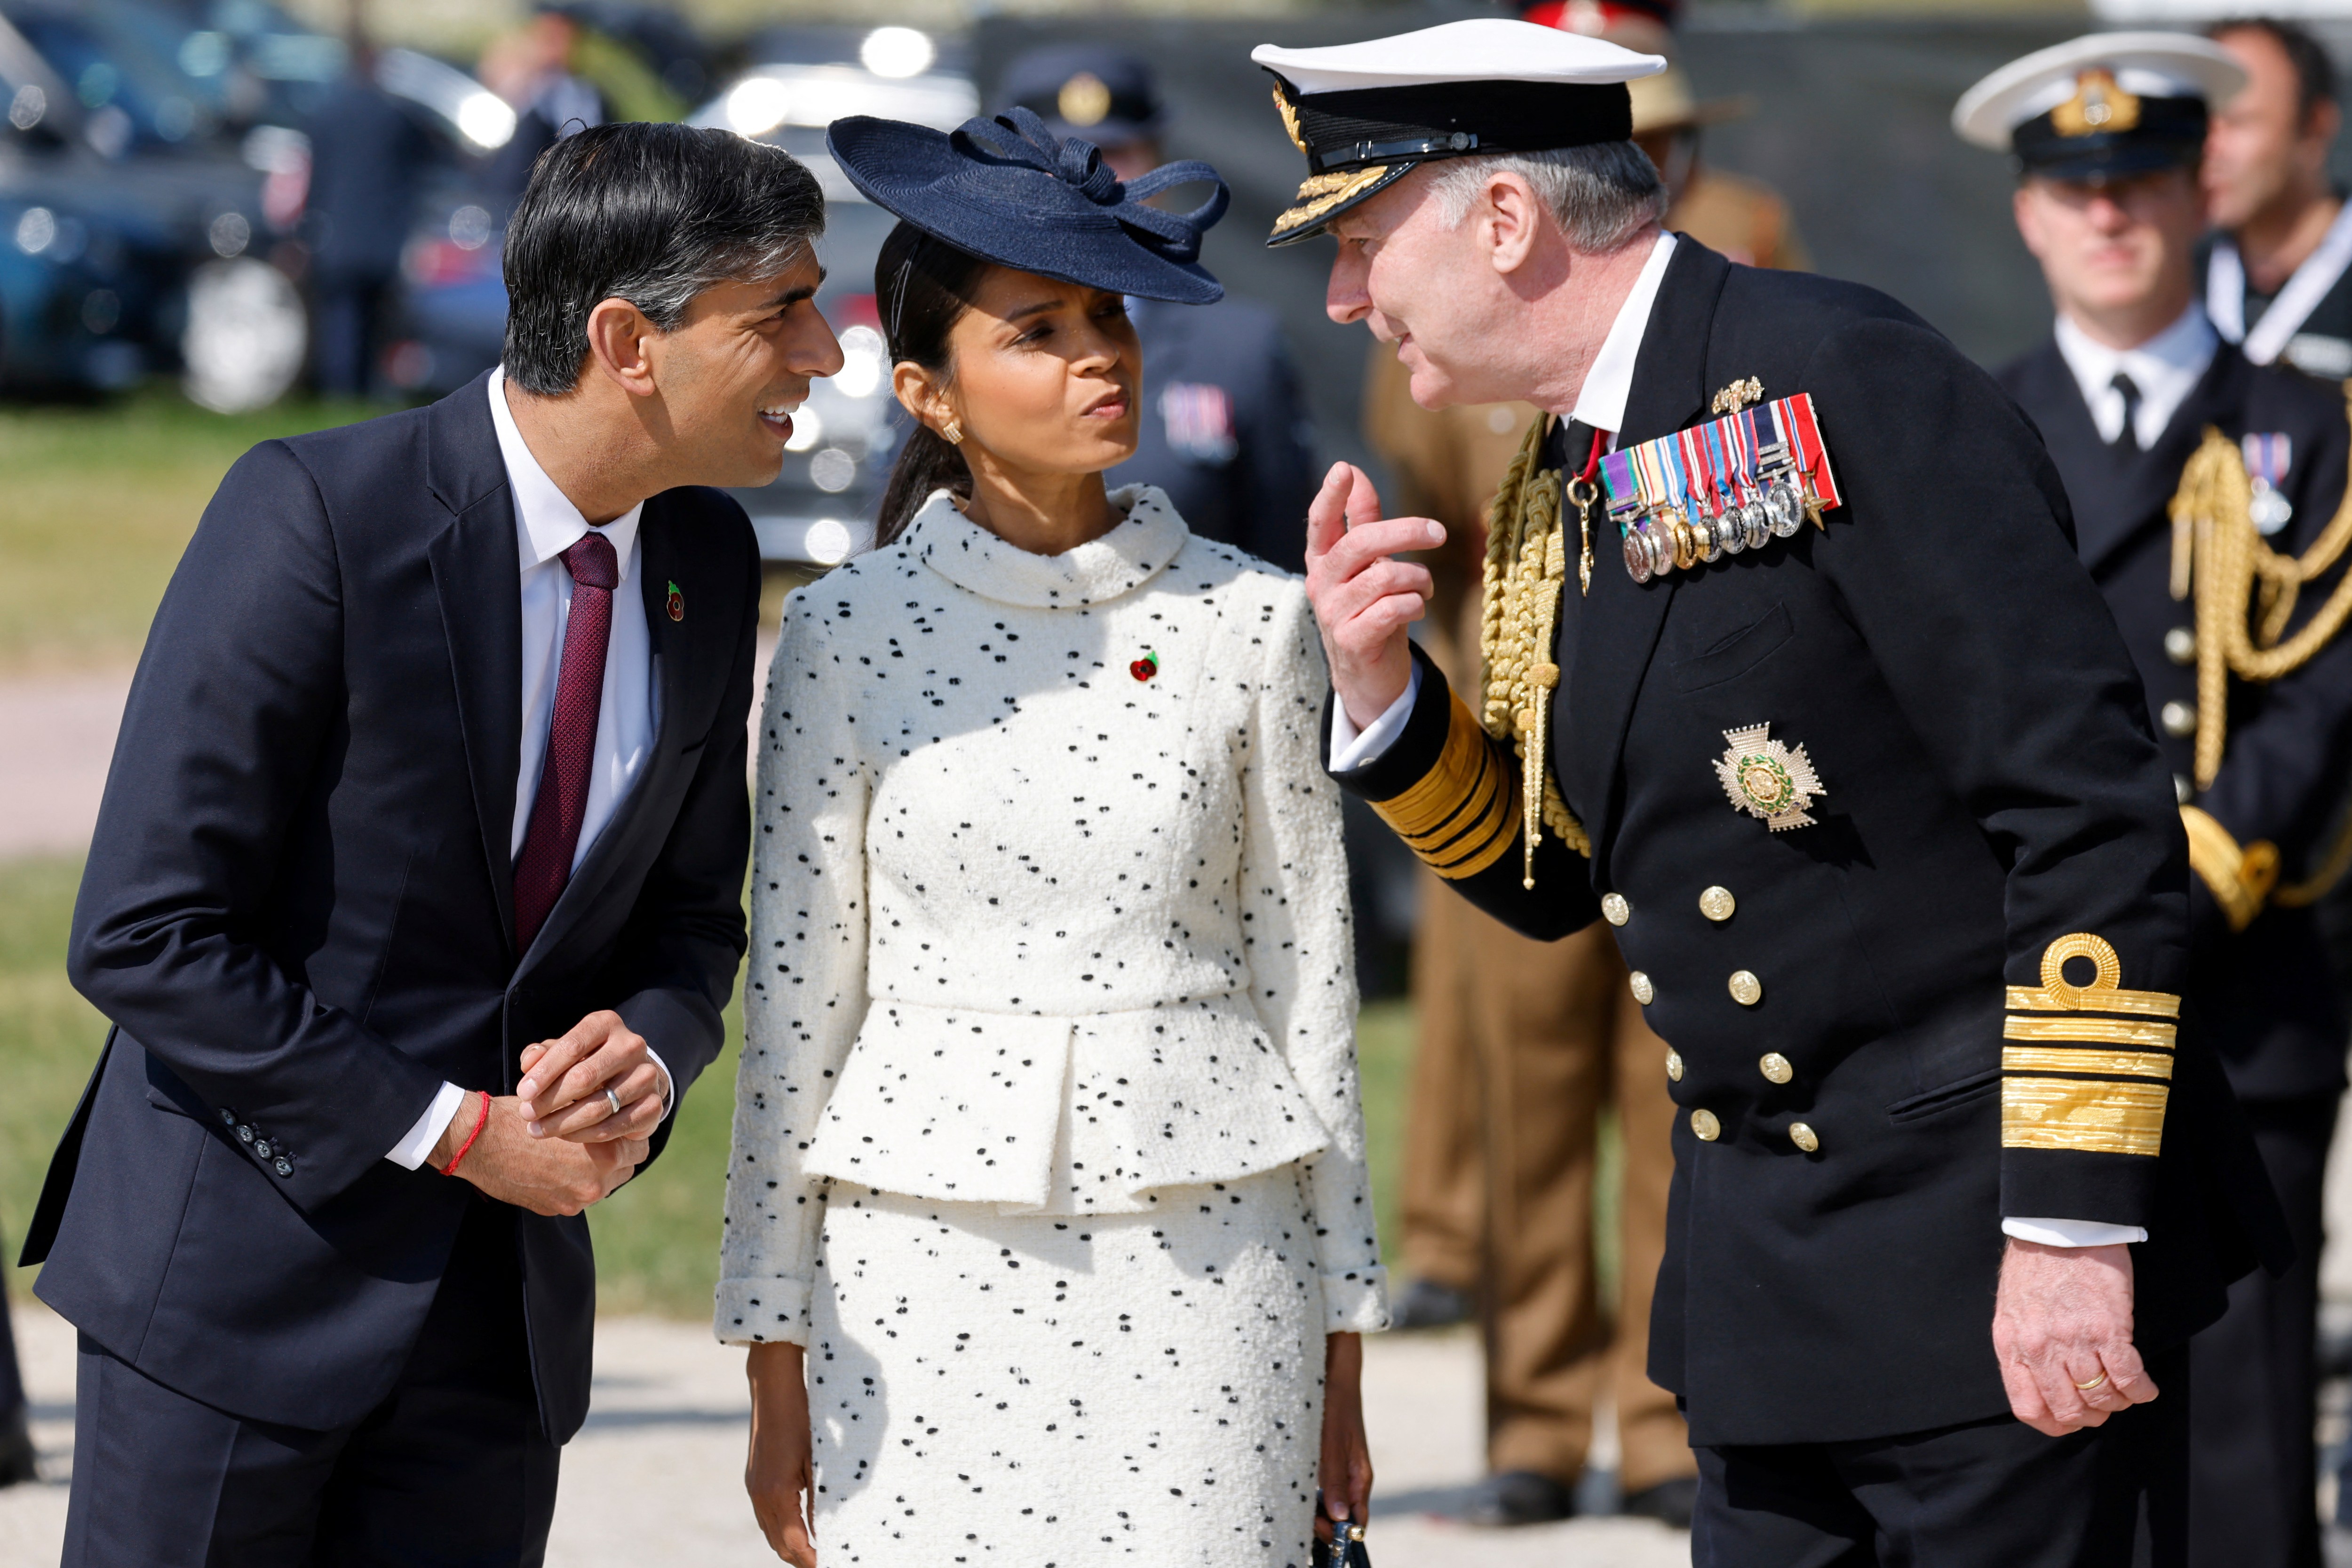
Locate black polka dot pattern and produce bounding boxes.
[719,487,1390,1556]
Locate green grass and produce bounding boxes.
[0,390,381,673]
[0,857,107,1303]
[0,850,1418,1316]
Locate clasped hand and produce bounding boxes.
[430,1010,667,1217]
[1992,1239,2159,1436]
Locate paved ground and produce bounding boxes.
[0,671,130,859]
[0,1302,1690,1566]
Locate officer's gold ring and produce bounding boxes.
[2073,1372,2108,1393]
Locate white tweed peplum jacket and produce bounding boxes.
[715,486,1388,1346]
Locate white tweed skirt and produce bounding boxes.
[806,1163,1330,1567]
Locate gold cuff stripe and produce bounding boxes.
[2002,1075,2167,1157]
[2181,804,2278,933]
[2002,1016,2177,1050]
[2005,932,2181,1019]
[1371,693,1518,880]
[2001,1045,2175,1080]
[2005,986,2180,1019]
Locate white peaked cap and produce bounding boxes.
[1250,19,1665,97]
[1953,31,2247,150]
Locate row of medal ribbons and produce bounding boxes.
[1600,393,1843,584]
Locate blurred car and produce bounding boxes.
[0,2,299,405]
[391,24,974,565]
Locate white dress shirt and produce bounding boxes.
[2052,305,2217,450]
[1327,236,2138,1248]
[386,368,670,1169]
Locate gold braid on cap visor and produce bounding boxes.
[1269,165,1399,240]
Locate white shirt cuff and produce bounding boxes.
[1329,662,1422,772]
[645,1046,676,1122]
[388,1080,470,1170]
[2002,1217,2148,1248]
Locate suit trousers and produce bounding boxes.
[2189,1092,2335,1568]
[1406,881,1693,1491]
[60,1194,558,1568]
[1693,1344,2191,1568]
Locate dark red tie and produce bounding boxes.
[513,531,618,952]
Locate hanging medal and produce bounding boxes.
[2242,432,2294,535]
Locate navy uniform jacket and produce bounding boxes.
[23,375,758,1442]
[1999,342,2352,1106]
[1108,295,1317,574]
[1332,239,2284,1448]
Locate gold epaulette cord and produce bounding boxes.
[1477,415,1591,887]
[2169,384,2352,789]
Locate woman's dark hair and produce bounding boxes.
[874,220,993,547]
[502,122,825,395]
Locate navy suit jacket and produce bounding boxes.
[24,373,758,1442]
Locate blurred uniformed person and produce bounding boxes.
[1000,46,1319,573]
[1269,17,2288,1561]
[1371,3,1807,1527]
[1966,33,2352,1566]
[2202,18,2352,382]
[0,1226,30,1486]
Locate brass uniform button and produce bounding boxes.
[2163,626,2197,666]
[1691,1108,1721,1142]
[1699,885,1736,922]
[1602,893,1631,926]
[1666,1049,1684,1082]
[1788,1122,1820,1153]
[1759,1051,1793,1084]
[1629,970,1655,1005]
[1729,970,1764,1007]
[2160,700,2198,738]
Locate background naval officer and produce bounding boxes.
[1269,17,2286,1561]
[1364,0,1806,1528]
[1963,33,2352,1565]
[2202,18,2352,383]
[996,44,1319,574]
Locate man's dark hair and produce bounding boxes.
[502,121,825,395]
[2210,18,2338,127]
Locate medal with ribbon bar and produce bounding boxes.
[2242,432,2293,535]
[1599,392,1842,584]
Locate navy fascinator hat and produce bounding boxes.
[825,107,1228,305]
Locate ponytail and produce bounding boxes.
[872,220,993,548]
[876,424,970,548]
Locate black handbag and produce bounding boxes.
[1319,1518,1370,1568]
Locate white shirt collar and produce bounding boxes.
[487,366,644,573]
[2051,304,2217,449]
[1572,230,1678,436]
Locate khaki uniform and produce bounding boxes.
[1371,167,1804,1492]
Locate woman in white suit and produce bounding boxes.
[718,108,1388,1566]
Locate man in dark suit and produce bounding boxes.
[998,45,1319,573]
[1265,18,2287,1562]
[1972,33,2352,1566]
[24,122,843,1566]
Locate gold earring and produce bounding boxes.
[940,418,964,446]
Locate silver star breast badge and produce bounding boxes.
[1714,723,1826,831]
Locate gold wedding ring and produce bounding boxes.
[2074,1371,2108,1393]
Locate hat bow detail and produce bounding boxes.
[952,108,1229,267]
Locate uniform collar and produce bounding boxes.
[1571,230,1678,438]
[488,365,644,574]
[906,484,1189,608]
[2051,304,2216,448]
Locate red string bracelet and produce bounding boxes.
[440,1090,492,1177]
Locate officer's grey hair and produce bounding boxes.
[1426,143,1669,254]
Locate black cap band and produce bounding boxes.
[2012,88,2207,180]
[1280,76,1634,175]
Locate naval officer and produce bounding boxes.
[1963,33,2352,1565]
[1264,18,2288,1561]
